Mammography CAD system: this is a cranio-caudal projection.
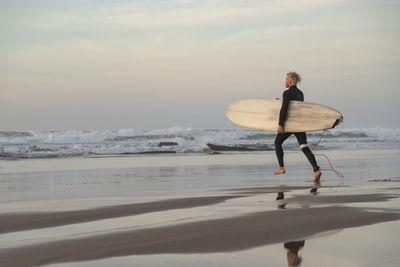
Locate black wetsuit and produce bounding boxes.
[275,86,319,172]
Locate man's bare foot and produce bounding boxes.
[313,170,321,183]
[274,167,285,175]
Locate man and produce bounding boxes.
[274,72,321,183]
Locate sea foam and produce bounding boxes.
[0,127,398,159]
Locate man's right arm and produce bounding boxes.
[278,91,290,127]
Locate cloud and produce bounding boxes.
[2,0,355,33]
[1,0,399,130]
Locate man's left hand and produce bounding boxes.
[277,125,285,134]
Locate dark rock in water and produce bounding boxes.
[207,143,273,152]
[207,143,255,151]
[158,142,179,147]
[121,151,176,155]
[137,151,176,154]
[368,178,392,182]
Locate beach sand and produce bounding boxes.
[0,149,399,266]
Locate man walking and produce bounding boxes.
[274,72,321,183]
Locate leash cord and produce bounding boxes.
[310,130,344,178]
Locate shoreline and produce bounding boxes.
[1,148,400,175]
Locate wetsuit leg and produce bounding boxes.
[294,132,320,172]
[275,132,292,167]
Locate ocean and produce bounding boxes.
[0,127,399,159]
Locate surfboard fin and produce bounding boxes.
[332,116,343,129]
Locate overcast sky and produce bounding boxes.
[1,0,399,131]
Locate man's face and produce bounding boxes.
[285,76,291,88]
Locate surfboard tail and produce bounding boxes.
[332,115,343,129]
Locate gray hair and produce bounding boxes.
[287,72,302,85]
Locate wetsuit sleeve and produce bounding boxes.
[278,91,290,126]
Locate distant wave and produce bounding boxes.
[107,134,195,142]
[0,131,33,138]
[0,127,399,159]
[307,131,369,138]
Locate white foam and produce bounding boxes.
[0,127,399,158]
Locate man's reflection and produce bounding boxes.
[284,240,305,267]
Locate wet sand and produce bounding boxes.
[0,149,399,266]
[0,195,242,234]
[1,205,399,267]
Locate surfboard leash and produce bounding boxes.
[310,130,344,179]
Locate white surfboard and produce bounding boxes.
[226,99,343,132]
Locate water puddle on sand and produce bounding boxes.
[0,193,278,250]
[49,220,400,267]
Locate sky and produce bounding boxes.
[1,0,399,131]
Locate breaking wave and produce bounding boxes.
[0,127,399,159]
